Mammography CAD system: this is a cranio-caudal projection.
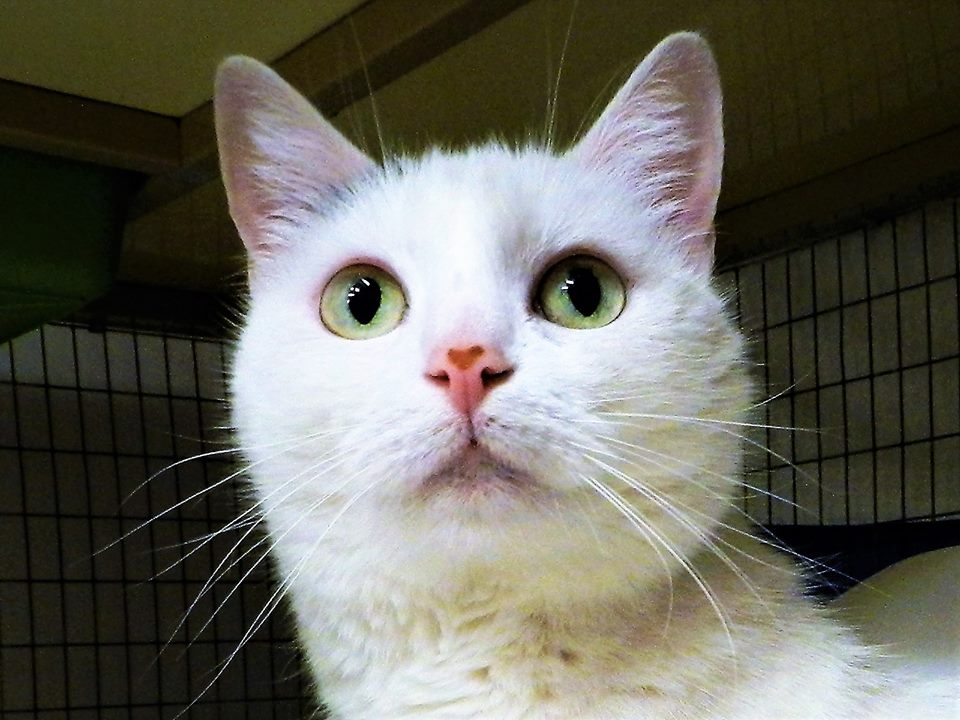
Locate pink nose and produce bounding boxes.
[427,344,513,416]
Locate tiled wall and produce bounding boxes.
[0,325,306,719]
[722,194,960,525]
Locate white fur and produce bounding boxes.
[217,34,957,719]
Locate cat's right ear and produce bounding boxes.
[570,33,723,272]
[214,57,374,267]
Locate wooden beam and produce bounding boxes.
[129,0,532,219]
[0,78,180,174]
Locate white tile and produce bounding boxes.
[932,359,960,436]
[792,392,820,462]
[114,456,147,517]
[26,516,61,580]
[841,303,871,379]
[788,246,815,317]
[0,341,11,382]
[844,379,873,452]
[763,255,790,326]
[167,338,198,397]
[896,210,927,287]
[171,399,201,456]
[48,389,82,451]
[869,295,900,373]
[903,442,933,517]
[816,310,843,385]
[58,517,92,581]
[195,341,227,400]
[866,221,898,295]
[125,585,158,644]
[156,581,188,643]
[33,647,67,710]
[53,452,87,515]
[96,644,130,706]
[74,328,108,390]
[839,231,869,302]
[814,238,841,310]
[794,462,821,523]
[765,326,792,392]
[104,332,139,392]
[875,448,904,522]
[21,451,55,514]
[0,515,28,580]
[770,467,796,525]
[924,198,957,280]
[820,457,847,525]
[79,391,112,453]
[31,582,64,644]
[41,325,76,387]
[142,397,173,457]
[136,334,168,395]
[934,437,960,516]
[818,385,846,457]
[735,263,766,331]
[87,455,120,516]
[128,645,160,703]
[90,519,123,580]
[10,329,45,384]
[111,394,144,456]
[0,582,31,647]
[899,286,930,366]
[0,384,17,447]
[929,278,959,360]
[872,373,904,447]
[847,452,876,524]
[765,396,792,462]
[67,646,99,707]
[0,449,23,514]
[790,318,817,391]
[901,367,931,442]
[0,647,35,709]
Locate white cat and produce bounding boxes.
[215,33,956,719]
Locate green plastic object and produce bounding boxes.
[0,147,140,342]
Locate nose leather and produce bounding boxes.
[427,344,513,416]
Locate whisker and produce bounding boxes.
[581,448,767,618]
[179,472,382,718]
[101,425,361,558]
[545,0,578,151]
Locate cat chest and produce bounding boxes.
[297,597,647,718]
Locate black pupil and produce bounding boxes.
[347,277,381,325]
[563,266,602,317]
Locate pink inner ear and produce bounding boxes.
[214,56,374,263]
[573,33,724,269]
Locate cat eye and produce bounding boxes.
[320,264,406,339]
[537,255,625,329]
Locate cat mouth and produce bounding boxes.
[419,445,535,500]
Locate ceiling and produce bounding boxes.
[1,0,959,318]
[0,0,365,116]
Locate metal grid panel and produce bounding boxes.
[722,194,960,525]
[0,323,308,718]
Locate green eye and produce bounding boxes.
[320,264,406,339]
[537,255,625,329]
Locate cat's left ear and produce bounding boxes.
[215,56,374,268]
[571,32,723,271]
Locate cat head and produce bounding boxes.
[216,33,750,595]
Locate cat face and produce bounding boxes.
[218,34,750,587]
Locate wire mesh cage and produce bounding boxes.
[1,191,958,717]
[0,325,307,718]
